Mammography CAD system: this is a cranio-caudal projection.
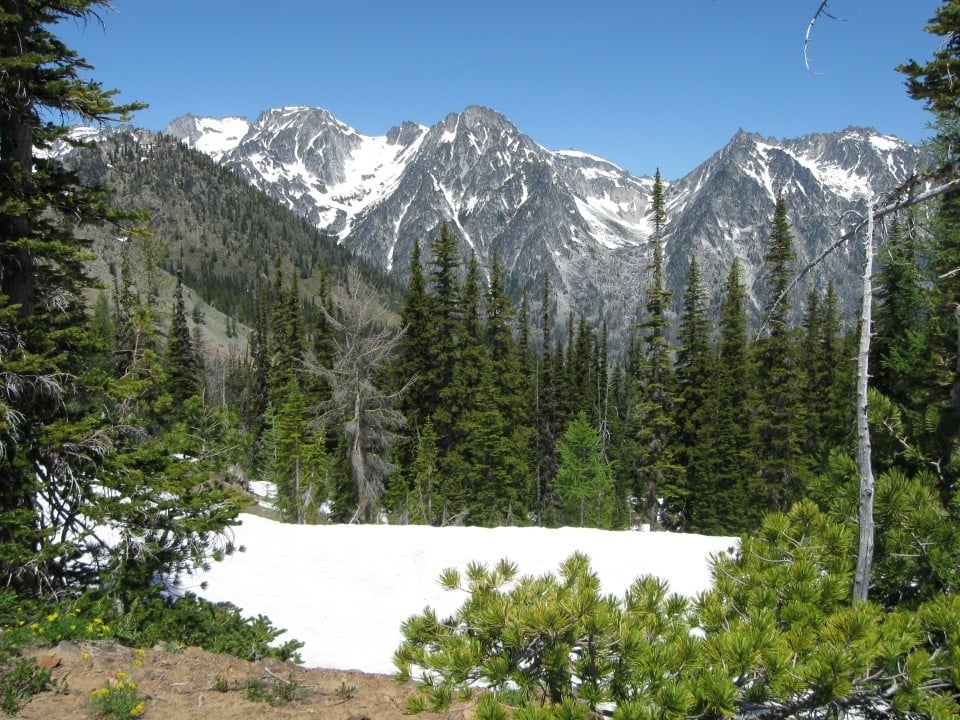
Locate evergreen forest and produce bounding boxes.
[3,1,960,718]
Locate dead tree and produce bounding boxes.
[310,267,408,523]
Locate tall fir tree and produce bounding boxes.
[695,260,755,533]
[871,218,935,410]
[534,273,560,525]
[629,169,684,527]
[753,194,808,513]
[0,1,170,594]
[164,274,202,408]
[394,239,433,432]
[802,283,855,462]
[484,249,533,520]
[674,256,713,529]
[426,224,463,461]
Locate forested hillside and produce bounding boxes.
[66,128,400,328]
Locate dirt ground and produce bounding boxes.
[16,641,468,720]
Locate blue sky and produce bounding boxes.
[59,1,941,180]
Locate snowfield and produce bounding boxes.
[186,514,738,674]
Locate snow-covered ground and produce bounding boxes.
[186,514,738,674]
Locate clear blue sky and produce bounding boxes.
[58,1,941,180]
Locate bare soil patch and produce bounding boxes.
[16,641,460,720]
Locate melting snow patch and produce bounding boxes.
[188,516,737,673]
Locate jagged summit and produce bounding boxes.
[164,105,924,342]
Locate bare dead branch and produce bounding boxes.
[805,1,842,72]
[756,159,960,341]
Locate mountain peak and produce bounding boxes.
[164,104,923,346]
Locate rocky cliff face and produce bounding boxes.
[167,106,925,341]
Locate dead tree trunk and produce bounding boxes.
[853,206,876,603]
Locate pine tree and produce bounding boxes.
[696,261,755,533]
[674,256,713,529]
[534,273,560,525]
[629,169,684,528]
[893,0,960,500]
[753,194,807,512]
[164,274,202,408]
[555,412,618,527]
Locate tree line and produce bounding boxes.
[224,173,922,537]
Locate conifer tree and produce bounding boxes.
[394,239,433,432]
[484,249,533,520]
[425,224,462,458]
[246,285,271,454]
[695,261,755,533]
[534,273,560,525]
[264,374,328,523]
[629,169,684,527]
[267,265,306,403]
[802,283,854,460]
[555,412,618,527]
[753,195,807,512]
[447,251,495,518]
[871,218,934,410]
[164,274,202,408]
[893,1,960,499]
[0,2,245,597]
[404,420,442,523]
[674,256,713,528]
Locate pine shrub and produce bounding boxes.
[396,501,960,719]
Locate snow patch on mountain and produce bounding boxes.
[191,117,250,160]
[574,195,649,249]
[328,131,427,238]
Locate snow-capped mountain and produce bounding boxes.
[167,106,924,338]
[164,114,250,163]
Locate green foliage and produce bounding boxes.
[245,674,309,705]
[810,449,960,610]
[87,671,145,719]
[397,502,960,720]
[99,592,304,663]
[752,196,809,514]
[0,0,145,596]
[0,658,51,715]
[0,588,302,666]
[335,680,357,700]
[622,170,684,529]
[554,412,618,527]
[261,376,329,523]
